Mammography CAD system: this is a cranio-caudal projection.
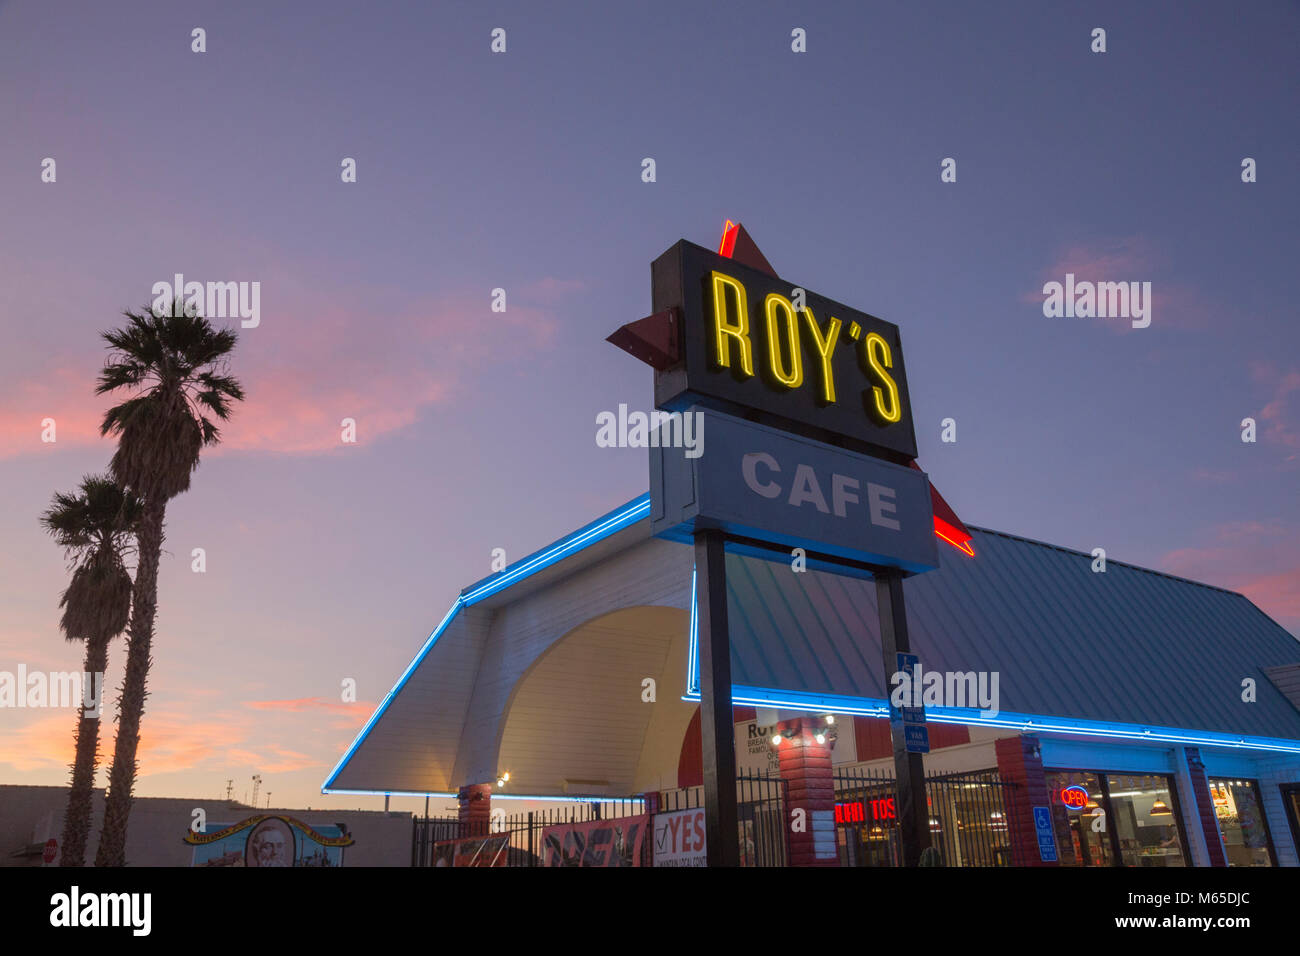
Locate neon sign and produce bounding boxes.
[650,240,918,462]
[1059,785,1089,810]
[834,798,896,824]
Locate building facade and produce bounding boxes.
[325,495,1300,867]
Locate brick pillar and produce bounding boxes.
[458,783,492,837]
[1182,747,1227,867]
[995,735,1058,867]
[776,718,839,867]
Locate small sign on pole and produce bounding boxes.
[893,652,930,754]
[1033,806,1058,863]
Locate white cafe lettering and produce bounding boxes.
[741,452,900,530]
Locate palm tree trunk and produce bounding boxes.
[59,635,110,866]
[94,498,165,867]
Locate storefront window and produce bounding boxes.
[1046,770,1189,867]
[1209,778,1274,866]
[1045,771,1112,867]
[1104,774,1186,867]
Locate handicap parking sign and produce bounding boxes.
[1032,806,1057,862]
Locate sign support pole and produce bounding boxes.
[695,528,740,867]
[875,568,931,867]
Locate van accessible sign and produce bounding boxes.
[652,408,938,573]
[651,240,917,462]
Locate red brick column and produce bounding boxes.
[995,735,1058,867]
[1182,747,1227,867]
[458,783,492,837]
[775,718,839,867]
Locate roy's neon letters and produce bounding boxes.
[709,270,902,426]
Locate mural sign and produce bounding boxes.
[184,815,354,867]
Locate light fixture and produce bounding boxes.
[825,715,835,726]
[815,732,826,745]
[771,734,783,747]
[1149,799,1171,816]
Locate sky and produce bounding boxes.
[0,1,1297,814]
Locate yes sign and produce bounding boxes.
[651,240,917,461]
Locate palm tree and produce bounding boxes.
[93,302,244,866]
[41,476,140,867]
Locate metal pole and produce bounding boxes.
[695,528,739,867]
[875,568,930,867]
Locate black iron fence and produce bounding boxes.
[833,766,1015,867]
[650,772,789,867]
[412,774,788,867]
[412,768,1013,867]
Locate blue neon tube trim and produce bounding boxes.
[461,495,651,605]
[322,494,653,794]
[687,566,700,695]
[678,685,1300,755]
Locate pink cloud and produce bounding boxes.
[1022,236,1216,331]
[1249,363,1300,459]
[1159,519,1300,636]
[0,288,570,459]
[245,697,372,717]
[0,364,116,459]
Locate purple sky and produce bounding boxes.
[1,1,1297,811]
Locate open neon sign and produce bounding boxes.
[1059,785,1089,810]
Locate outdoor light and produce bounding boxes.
[825,715,835,726]
[502,772,510,782]
[815,732,826,745]
[771,734,783,747]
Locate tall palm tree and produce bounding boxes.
[41,476,140,867]
[93,302,244,866]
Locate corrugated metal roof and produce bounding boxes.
[727,526,1300,740]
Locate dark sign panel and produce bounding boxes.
[652,240,918,462]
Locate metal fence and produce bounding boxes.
[651,772,789,867]
[412,774,788,867]
[413,768,1013,867]
[833,766,1015,867]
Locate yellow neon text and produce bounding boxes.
[864,332,902,423]
[763,293,804,389]
[802,309,842,403]
[710,271,753,376]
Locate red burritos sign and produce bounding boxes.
[541,815,648,867]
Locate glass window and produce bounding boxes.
[1105,773,1187,867]
[1045,771,1111,867]
[1209,778,1274,867]
[1045,770,1190,867]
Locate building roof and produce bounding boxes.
[324,496,1300,795]
[723,525,1300,743]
